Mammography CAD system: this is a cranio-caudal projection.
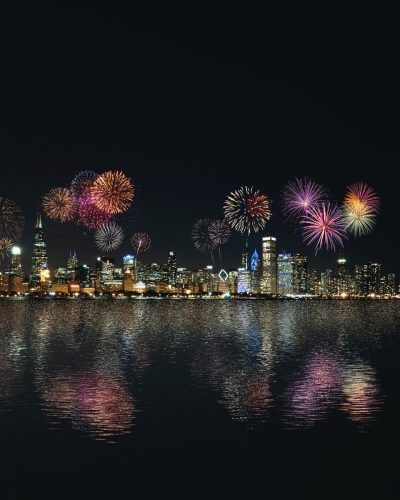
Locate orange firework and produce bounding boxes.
[42,188,76,222]
[91,171,134,215]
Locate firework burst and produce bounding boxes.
[192,219,216,254]
[71,170,97,199]
[77,195,112,229]
[94,222,124,253]
[224,186,271,235]
[42,188,76,222]
[343,182,380,237]
[208,219,231,247]
[91,170,134,215]
[0,238,13,260]
[282,177,327,219]
[0,197,25,240]
[301,202,347,253]
[130,232,151,255]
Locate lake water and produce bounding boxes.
[0,300,399,498]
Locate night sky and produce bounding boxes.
[1,7,398,273]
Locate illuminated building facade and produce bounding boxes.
[30,215,48,288]
[9,246,23,277]
[261,236,277,294]
[237,268,251,293]
[167,251,177,287]
[293,254,307,294]
[277,253,294,295]
[67,251,78,281]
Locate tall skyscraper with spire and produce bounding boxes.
[30,214,48,287]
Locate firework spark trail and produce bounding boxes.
[91,171,134,214]
[94,222,124,252]
[301,202,347,253]
[0,197,25,240]
[224,186,271,235]
[130,232,151,256]
[343,182,380,237]
[282,177,327,219]
[42,188,76,222]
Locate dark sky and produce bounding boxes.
[1,7,399,273]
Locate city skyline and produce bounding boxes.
[1,213,396,298]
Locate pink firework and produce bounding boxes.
[282,177,327,219]
[301,202,347,253]
[77,194,112,229]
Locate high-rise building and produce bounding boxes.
[9,246,22,276]
[369,262,381,295]
[320,269,334,296]
[76,264,90,288]
[278,253,294,295]
[260,236,277,294]
[30,214,48,288]
[123,255,135,274]
[354,264,365,296]
[250,249,261,293]
[336,257,347,295]
[54,267,67,284]
[167,251,177,287]
[386,274,396,296]
[293,254,307,294]
[67,251,78,281]
[237,268,251,293]
[241,240,249,271]
[307,269,320,295]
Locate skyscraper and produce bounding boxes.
[260,236,277,294]
[277,253,294,295]
[67,251,78,281]
[9,246,23,277]
[30,214,48,288]
[241,240,249,271]
[293,254,307,294]
[167,251,177,287]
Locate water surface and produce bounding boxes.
[0,300,398,498]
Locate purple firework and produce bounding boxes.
[282,177,327,219]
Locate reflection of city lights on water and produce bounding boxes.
[283,352,342,428]
[341,363,383,426]
[41,371,135,440]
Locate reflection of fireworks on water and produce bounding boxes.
[301,202,347,253]
[341,363,383,426]
[77,195,111,229]
[0,196,25,240]
[91,170,134,214]
[70,170,97,199]
[282,177,327,219]
[192,219,216,254]
[208,219,231,246]
[283,352,342,429]
[41,371,135,440]
[130,232,151,255]
[343,182,380,237]
[94,222,124,252]
[224,186,271,235]
[42,187,76,222]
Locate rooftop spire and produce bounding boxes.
[36,213,43,229]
